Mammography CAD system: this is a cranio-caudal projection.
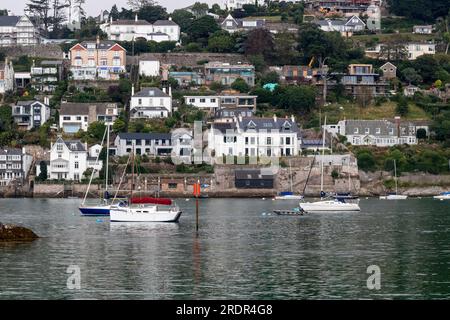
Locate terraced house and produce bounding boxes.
[0,148,33,186]
[69,38,126,80]
[325,118,424,147]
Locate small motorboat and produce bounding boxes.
[380,193,408,200]
[433,192,450,200]
[273,207,305,216]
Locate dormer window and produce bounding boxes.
[389,128,394,135]
[56,144,63,152]
[376,128,381,134]
[70,143,77,150]
[354,128,359,134]
[365,128,370,134]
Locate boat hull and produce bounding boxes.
[274,195,304,200]
[79,205,111,216]
[110,207,182,222]
[434,195,450,200]
[383,195,408,200]
[299,200,360,213]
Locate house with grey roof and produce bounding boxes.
[59,102,119,133]
[220,14,266,33]
[13,100,51,131]
[315,15,365,36]
[0,15,39,47]
[325,118,421,147]
[208,115,301,159]
[101,15,180,42]
[130,87,172,119]
[36,137,103,181]
[0,147,33,186]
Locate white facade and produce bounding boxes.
[225,0,257,10]
[366,5,381,31]
[0,58,14,94]
[208,115,300,158]
[102,17,180,43]
[184,96,220,110]
[130,87,172,119]
[64,0,83,31]
[59,103,119,133]
[406,43,436,60]
[325,119,419,147]
[0,16,39,47]
[39,137,103,181]
[0,148,33,186]
[139,60,160,77]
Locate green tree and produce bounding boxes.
[112,118,126,133]
[171,9,195,32]
[277,85,317,113]
[231,78,250,93]
[137,4,168,23]
[357,151,376,172]
[86,121,106,142]
[208,31,235,53]
[243,28,275,62]
[38,161,48,181]
[190,2,209,18]
[402,67,422,85]
[387,0,449,22]
[186,15,220,46]
[396,95,409,116]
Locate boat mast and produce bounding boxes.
[320,116,326,199]
[131,143,135,199]
[105,123,110,193]
[289,159,293,193]
[394,159,398,195]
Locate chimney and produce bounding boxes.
[273,114,277,123]
[135,14,138,22]
[395,116,401,137]
[96,35,100,46]
[162,87,167,94]
[238,114,243,122]
[168,86,172,97]
[169,17,172,21]
[44,96,50,105]
[131,85,135,96]
[291,115,295,123]
[110,16,113,24]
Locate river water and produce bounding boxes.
[1,198,450,299]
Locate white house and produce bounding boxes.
[102,16,180,42]
[37,137,103,181]
[59,102,119,133]
[0,58,14,94]
[12,100,51,130]
[325,119,419,147]
[366,4,381,31]
[184,93,257,113]
[315,15,366,36]
[225,0,257,11]
[139,60,160,77]
[413,25,433,34]
[0,147,33,186]
[208,115,300,158]
[130,87,172,119]
[0,15,39,47]
[406,43,436,60]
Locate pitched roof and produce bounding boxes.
[0,16,20,27]
[133,87,170,98]
[111,19,151,25]
[72,40,126,51]
[54,137,86,152]
[0,148,22,155]
[60,103,117,116]
[153,20,178,26]
[117,132,172,140]
[16,100,47,107]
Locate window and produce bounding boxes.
[138,99,142,105]
[74,162,79,169]
[57,144,63,152]
[266,137,272,145]
[286,137,291,145]
[76,116,82,121]
[389,128,394,135]
[376,128,381,134]
[200,98,206,103]
[365,128,370,134]
[63,116,70,121]
[354,128,359,134]
[168,183,178,189]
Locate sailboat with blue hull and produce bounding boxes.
[79,124,113,216]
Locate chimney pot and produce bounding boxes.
[273,114,277,122]
[131,85,135,96]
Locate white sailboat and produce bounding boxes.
[109,147,182,223]
[274,160,303,200]
[299,116,360,213]
[380,159,407,200]
[79,124,114,216]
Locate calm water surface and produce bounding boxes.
[1,198,450,299]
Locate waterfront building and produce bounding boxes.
[235,169,274,189]
[0,58,14,94]
[37,137,103,181]
[59,102,119,133]
[30,60,65,93]
[130,87,172,119]
[114,130,194,160]
[102,16,180,42]
[69,38,126,81]
[325,118,422,147]
[184,93,257,113]
[0,148,33,186]
[208,115,300,158]
[204,62,255,87]
[0,15,39,47]
[12,100,51,131]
